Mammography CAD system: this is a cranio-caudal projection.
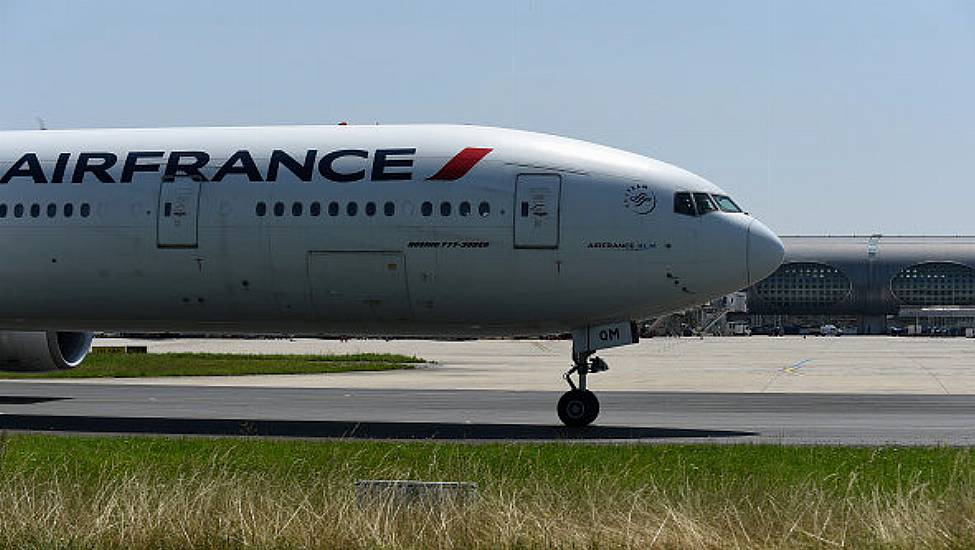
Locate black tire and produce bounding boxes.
[557,389,600,427]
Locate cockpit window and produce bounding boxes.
[673,192,696,216]
[713,195,742,213]
[693,192,718,215]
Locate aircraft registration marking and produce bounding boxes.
[407,241,490,249]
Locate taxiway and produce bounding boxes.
[1,336,972,445]
[0,383,972,445]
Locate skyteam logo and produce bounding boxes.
[623,184,656,215]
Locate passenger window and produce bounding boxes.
[14,204,24,218]
[459,201,471,217]
[693,193,718,215]
[273,202,285,216]
[440,201,451,216]
[328,201,339,216]
[292,202,303,216]
[46,203,56,217]
[64,203,73,218]
[479,201,491,217]
[0,204,6,218]
[673,192,696,216]
[713,195,742,213]
[365,202,376,217]
[255,202,267,217]
[310,202,321,216]
[346,202,358,216]
[30,204,40,218]
[384,201,395,216]
[80,203,91,217]
[421,201,433,216]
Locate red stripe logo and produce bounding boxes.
[427,147,493,181]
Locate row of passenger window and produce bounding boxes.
[255,201,391,218]
[0,202,92,219]
[255,200,492,218]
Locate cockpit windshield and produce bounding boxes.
[693,193,718,215]
[674,192,696,216]
[674,192,744,216]
[712,195,742,213]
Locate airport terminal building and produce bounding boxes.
[744,235,975,335]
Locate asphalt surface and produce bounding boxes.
[1,382,973,445]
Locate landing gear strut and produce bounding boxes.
[557,352,608,427]
[559,321,638,427]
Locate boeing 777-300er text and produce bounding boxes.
[0,124,783,426]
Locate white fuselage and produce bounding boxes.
[0,125,783,336]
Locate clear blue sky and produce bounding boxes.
[2,1,973,235]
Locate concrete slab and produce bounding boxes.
[64,335,975,394]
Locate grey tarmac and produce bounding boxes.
[81,335,975,394]
[2,336,974,445]
[1,382,974,445]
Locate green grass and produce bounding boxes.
[0,352,422,378]
[0,435,973,547]
[0,435,968,495]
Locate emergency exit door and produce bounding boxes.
[157,178,201,248]
[514,174,561,248]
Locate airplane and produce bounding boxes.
[0,124,784,426]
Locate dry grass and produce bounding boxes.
[1,436,974,548]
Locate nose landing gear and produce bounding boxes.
[557,352,607,427]
[559,321,639,427]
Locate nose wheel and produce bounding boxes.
[558,353,607,427]
[557,389,599,427]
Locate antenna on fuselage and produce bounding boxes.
[35,117,47,130]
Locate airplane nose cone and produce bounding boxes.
[747,219,785,284]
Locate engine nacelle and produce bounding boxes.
[0,331,94,371]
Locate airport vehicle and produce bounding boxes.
[730,322,752,336]
[819,324,843,336]
[0,124,784,426]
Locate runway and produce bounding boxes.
[2,382,974,445]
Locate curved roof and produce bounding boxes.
[780,235,975,266]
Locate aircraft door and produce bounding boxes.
[514,174,561,248]
[157,178,201,248]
